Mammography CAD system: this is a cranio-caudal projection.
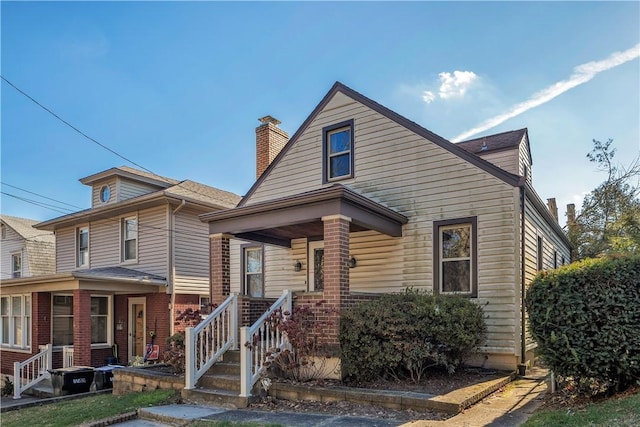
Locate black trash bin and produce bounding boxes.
[93,365,123,390]
[49,367,95,396]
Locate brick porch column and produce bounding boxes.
[210,233,231,305]
[32,292,51,353]
[322,214,351,345]
[72,289,92,366]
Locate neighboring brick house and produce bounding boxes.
[0,167,240,375]
[201,82,570,373]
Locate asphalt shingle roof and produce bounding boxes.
[456,128,527,154]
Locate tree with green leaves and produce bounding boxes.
[568,139,640,260]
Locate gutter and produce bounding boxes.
[519,184,527,372]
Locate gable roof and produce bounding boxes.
[457,128,527,154]
[79,166,180,187]
[1,215,55,243]
[238,82,521,207]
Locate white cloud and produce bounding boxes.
[452,44,640,142]
[438,71,478,99]
[422,90,436,103]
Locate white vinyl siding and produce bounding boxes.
[239,90,521,355]
[56,227,76,273]
[519,136,532,182]
[173,208,211,294]
[117,178,161,202]
[54,206,169,277]
[91,179,116,207]
[476,149,519,175]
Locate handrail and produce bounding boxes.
[13,344,52,399]
[184,293,237,389]
[240,289,292,397]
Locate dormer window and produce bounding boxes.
[99,185,111,203]
[323,120,354,183]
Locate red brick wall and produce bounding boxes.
[322,216,351,345]
[210,235,230,305]
[173,294,200,333]
[256,120,288,179]
[73,289,92,366]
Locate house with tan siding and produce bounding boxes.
[201,82,570,375]
[0,167,240,379]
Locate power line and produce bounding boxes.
[1,192,74,215]
[1,75,154,174]
[1,181,82,209]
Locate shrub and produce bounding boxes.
[253,301,337,382]
[526,255,640,395]
[340,290,487,382]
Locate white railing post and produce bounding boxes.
[185,326,195,389]
[231,294,238,350]
[45,344,52,371]
[284,289,292,314]
[13,361,21,399]
[240,326,251,397]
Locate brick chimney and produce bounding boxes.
[547,198,558,222]
[256,116,289,179]
[567,203,576,230]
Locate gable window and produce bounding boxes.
[77,227,89,268]
[434,217,477,297]
[122,216,138,262]
[0,295,31,349]
[11,253,22,278]
[323,120,354,183]
[242,245,264,298]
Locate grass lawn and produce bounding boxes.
[0,389,178,427]
[523,390,640,427]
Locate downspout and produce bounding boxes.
[519,184,527,373]
[169,200,187,336]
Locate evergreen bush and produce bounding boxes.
[525,255,640,395]
[339,290,487,382]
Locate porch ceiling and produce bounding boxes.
[200,184,408,247]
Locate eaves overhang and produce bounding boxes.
[521,179,572,249]
[200,184,408,247]
[35,191,228,231]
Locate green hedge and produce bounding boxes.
[339,290,487,382]
[525,255,640,394]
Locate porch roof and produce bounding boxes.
[199,184,408,247]
[0,267,166,293]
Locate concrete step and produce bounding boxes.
[181,387,254,409]
[207,361,240,376]
[222,350,241,363]
[198,373,241,392]
[22,378,55,398]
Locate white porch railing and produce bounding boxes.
[62,346,74,368]
[240,289,292,397]
[185,293,238,389]
[13,344,52,399]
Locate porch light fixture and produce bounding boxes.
[348,257,357,269]
[294,260,302,272]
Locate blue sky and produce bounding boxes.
[1,2,639,228]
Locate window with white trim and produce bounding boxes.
[11,253,22,278]
[323,120,354,182]
[91,296,109,345]
[122,216,138,262]
[0,295,31,349]
[77,227,89,268]
[434,217,477,297]
[243,246,264,298]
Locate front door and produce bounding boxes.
[308,241,324,291]
[128,297,146,362]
